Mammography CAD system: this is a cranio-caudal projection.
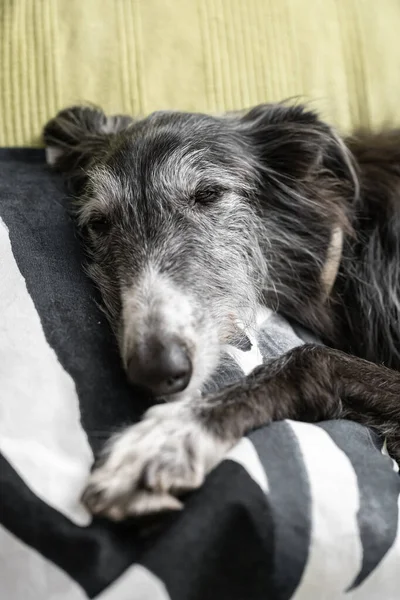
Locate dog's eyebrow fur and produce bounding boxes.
[76,166,124,226]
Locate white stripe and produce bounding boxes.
[0,219,93,525]
[289,421,362,600]
[0,525,86,600]
[96,564,171,600]
[381,439,399,473]
[347,494,400,600]
[226,437,269,493]
[225,306,272,375]
[225,342,263,375]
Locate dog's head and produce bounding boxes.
[43,103,357,400]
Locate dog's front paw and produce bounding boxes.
[82,401,230,520]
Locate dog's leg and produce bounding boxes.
[83,345,400,519]
[200,345,400,449]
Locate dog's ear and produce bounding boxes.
[233,103,358,186]
[232,104,359,302]
[43,105,133,192]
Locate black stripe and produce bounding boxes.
[317,420,400,589]
[249,422,311,600]
[141,460,276,600]
[0,453,143,597]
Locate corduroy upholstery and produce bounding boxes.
[1,0,400,146]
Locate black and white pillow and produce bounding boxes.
[1,149,399,600]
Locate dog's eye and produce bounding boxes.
[193,186,224,206]
[89,216,111,234]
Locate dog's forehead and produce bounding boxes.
[127,111,233,158]
[105,112,246,193]
[141,109,223,132]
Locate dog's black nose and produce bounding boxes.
[128,340,192,396]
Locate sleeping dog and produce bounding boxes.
[43,103,400,520]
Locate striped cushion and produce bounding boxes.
[1,149,400,599]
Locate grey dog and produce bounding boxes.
[44,104,400,520]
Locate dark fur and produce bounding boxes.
[200,345,400,461]
[43,104,400,465]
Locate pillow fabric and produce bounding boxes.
[1,0,400,146]
[1,149,400,599]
